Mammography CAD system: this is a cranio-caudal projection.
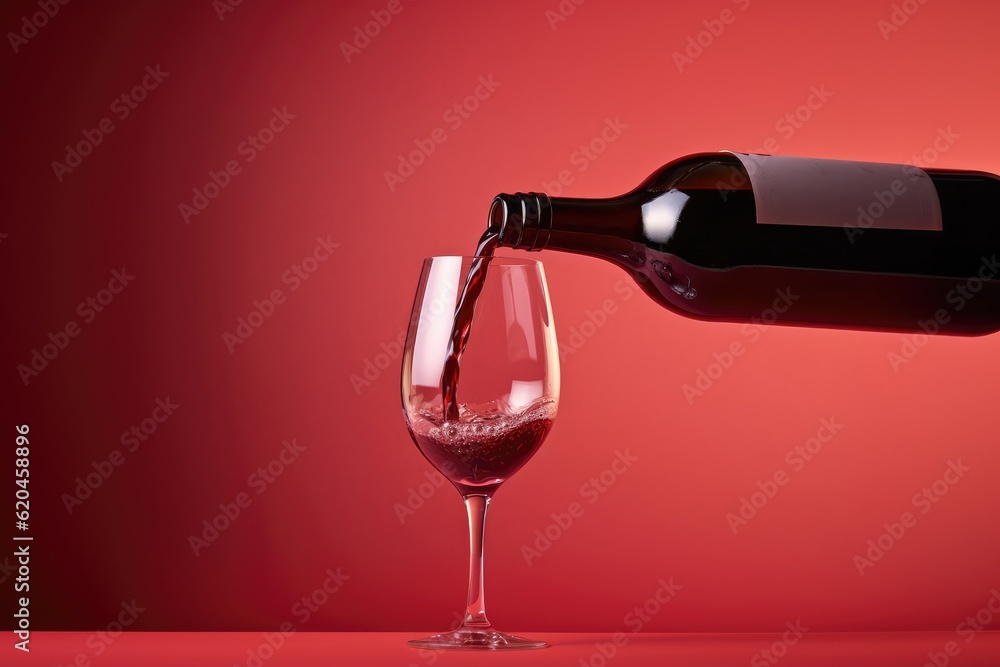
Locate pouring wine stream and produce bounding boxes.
[440,227,500,422]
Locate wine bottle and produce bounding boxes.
[489,151,1000,335]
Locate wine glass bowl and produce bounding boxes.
[401,256,559,649]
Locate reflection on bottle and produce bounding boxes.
[652,260,696,300]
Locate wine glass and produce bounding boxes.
[400,256,560,650]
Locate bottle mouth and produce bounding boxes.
[488,193,551,251]
[489,196,506,232]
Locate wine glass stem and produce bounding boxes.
[462,493,491,628]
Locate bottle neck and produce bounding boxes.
[490,193,551,251]
[490,192,638,259]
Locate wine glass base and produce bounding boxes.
[408,628,547,650]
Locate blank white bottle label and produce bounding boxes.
[726,152,943,231]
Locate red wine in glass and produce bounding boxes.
[406,399,555,496]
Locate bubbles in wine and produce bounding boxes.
[415,398,555,447]
[407,398,555,492]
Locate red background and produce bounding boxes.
[3,0,1000,636]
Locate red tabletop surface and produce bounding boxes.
[7,631,1000,666]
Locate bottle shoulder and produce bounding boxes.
[633,152,746,193]
[926,167,1000,190]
